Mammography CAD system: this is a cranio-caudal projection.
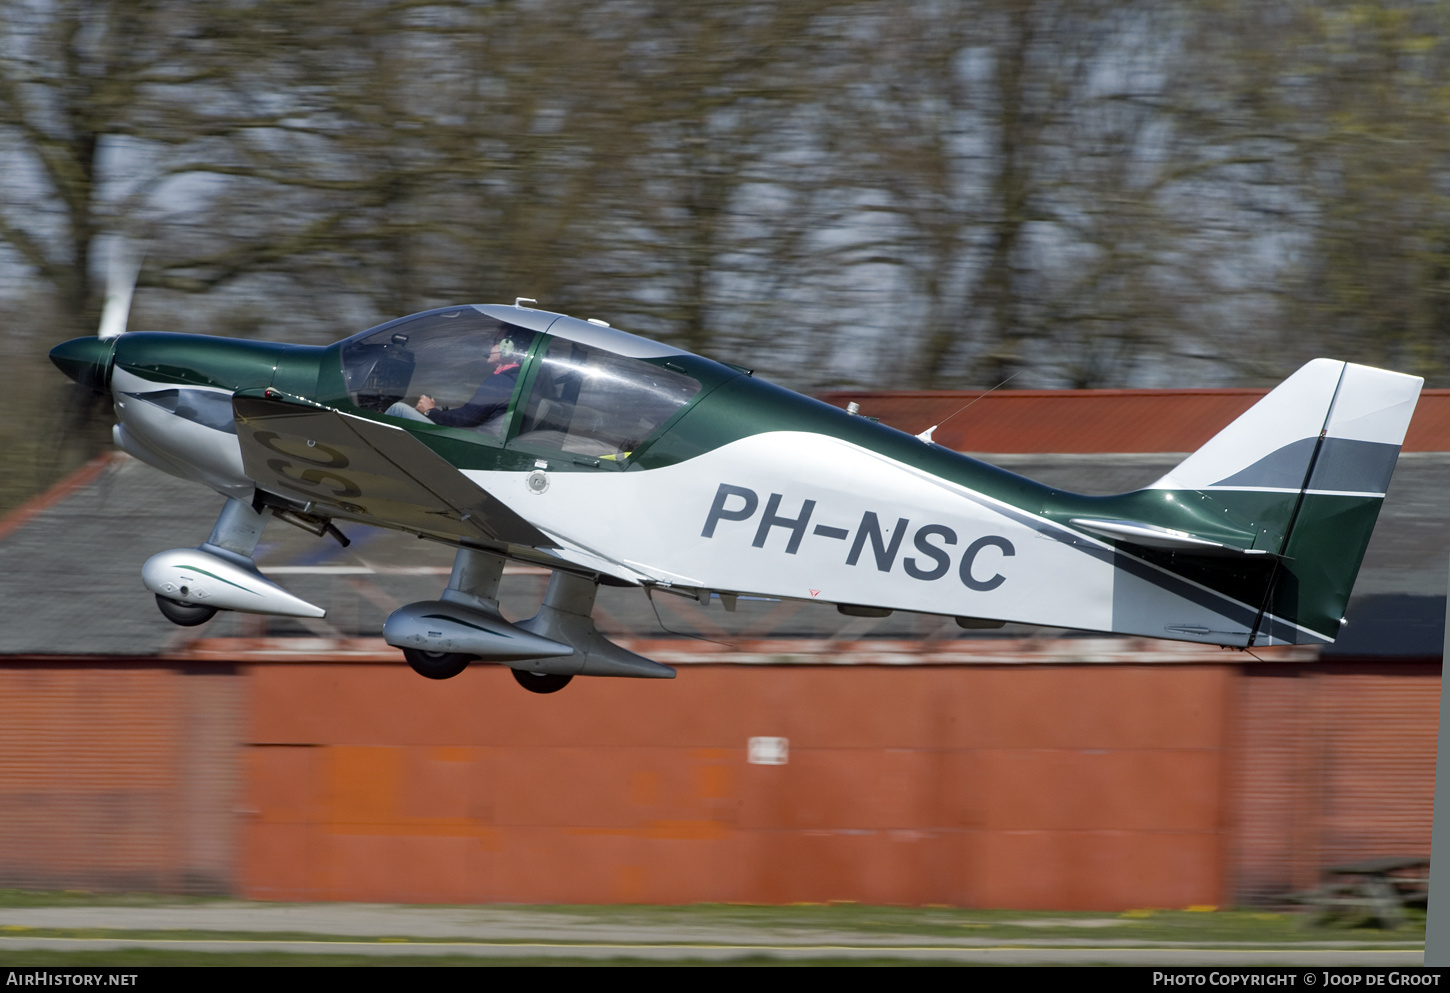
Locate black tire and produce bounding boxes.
[402,648,473,680]
[155,594,218,627]
[511,669,573,694]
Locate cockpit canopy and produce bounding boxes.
[339,305,704,460]
[342,308,529,437]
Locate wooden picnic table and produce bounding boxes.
[1299,856,1430,929]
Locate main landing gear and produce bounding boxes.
[383,546,675,693]
[511,669,573,694]
[402,649,473,681]
[143,497,673,695]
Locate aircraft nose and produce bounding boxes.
[49,337,117,391]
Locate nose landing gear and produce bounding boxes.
[145,496,325,627]
[155,594,218,627]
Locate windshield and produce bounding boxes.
[513,337,701,459]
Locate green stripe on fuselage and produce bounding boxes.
[642,374,1270,543]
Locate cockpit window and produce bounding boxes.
[340,309,536,438]
[513,338,701,459]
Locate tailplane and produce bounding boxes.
[1148,359,1422,645]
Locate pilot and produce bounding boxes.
[388,337,523,427]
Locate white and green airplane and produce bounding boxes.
[50,301,1422,693]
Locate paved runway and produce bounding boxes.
[0,903,1427,965]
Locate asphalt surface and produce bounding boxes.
[0,903,1428,964]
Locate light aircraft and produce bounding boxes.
[50,299,1423,693]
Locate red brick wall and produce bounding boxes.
[0,656,1433,909]
[1231,661,1438,902]
[241,661,1234,909]
[0,662,242,893]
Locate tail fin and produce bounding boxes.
[1152,359,1422,645]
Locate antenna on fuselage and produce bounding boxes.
[914,370,1022,444]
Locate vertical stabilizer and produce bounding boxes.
[1153,359,1347,492]
[1148,359,1421,645]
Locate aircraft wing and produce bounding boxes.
[233,391,552,547]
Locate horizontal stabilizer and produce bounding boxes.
[1070,518,1269,557]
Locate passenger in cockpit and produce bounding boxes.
[389,337,523,428]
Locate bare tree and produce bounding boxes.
[823,0,1210,388]
[0,0,198,336]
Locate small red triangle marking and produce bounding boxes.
[809,589,820,597]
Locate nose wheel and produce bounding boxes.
[512,669,573,694]
[155,594,218,627]
[402,648,473,680]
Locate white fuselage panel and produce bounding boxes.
[466,431,1263,640]
[111,368,252,499]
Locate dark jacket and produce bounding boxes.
[427,364,520,427]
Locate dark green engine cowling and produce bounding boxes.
[50,333,327,398]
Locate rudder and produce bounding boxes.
[1151,359,1421,645]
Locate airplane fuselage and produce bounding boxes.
[50,303,1419,651]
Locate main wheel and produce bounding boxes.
[155,594,218,627]
[511,669,573,694]
[402,648,473,680]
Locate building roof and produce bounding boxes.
[819,388,1450,453]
